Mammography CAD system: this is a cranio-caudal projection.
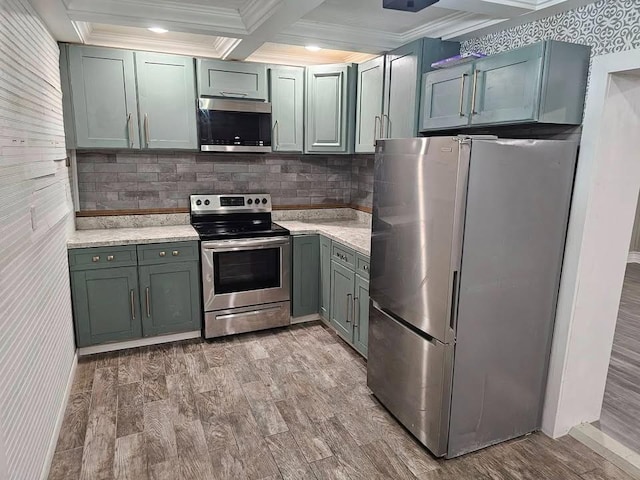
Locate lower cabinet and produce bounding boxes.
[330,261,356,341]
[353,275,370,357]
[69,242,201,348]
[291,235,320,317]
[319,236,332,320]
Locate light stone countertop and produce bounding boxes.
[67,225,199,249]
[275,219,372,256]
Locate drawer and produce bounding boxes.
[137,241,199,265]
[331,242,356,269]
[69,245,137,271]
[356,253,370,279]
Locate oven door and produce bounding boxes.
[201,236,290,311]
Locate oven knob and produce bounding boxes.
[196,200,202,206]
[261,198,268,204]
[204,200,210,206]
[247,199,253,205]
[255,198,260,204]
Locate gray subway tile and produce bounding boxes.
[118,172,158,182]
[94,163,137,173]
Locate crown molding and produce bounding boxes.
[213,37,242,59]
[401,11,506,41]
[72,20,92,43]
[239,0,283,34]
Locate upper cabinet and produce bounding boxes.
[382,38,460,139]
[420,40,590,131]
[355,56,384,153]
[305,63,356,154]
[62,45,198,150]
[197,59,268,100]
[269,66,304,152]
[66,46,140,149]
[136,52,198,150]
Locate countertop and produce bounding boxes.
[67,225,199,249]
[275,219,371,256]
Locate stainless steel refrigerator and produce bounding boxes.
[367,136,577,458]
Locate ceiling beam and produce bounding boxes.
[224,0,327,61]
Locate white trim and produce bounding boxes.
[239,0,282,34]
[570,424,640,479]
[291,313,321,324]
[628,251,640,264]
[39,352,78,480]
[78,331,201,356]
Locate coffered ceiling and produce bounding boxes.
[30,0,599,65]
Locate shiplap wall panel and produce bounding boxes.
[0,0,76,478]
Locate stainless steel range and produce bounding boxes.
[190,194,291,338]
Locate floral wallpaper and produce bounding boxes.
[461,0,640,58]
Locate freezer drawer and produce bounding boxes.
[367,301,453,457]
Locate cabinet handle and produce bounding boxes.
[382,114,391,138]
[220,91,248,97]
[363,264,369,272]
[346,293,352,323]
[159,251,166,257]
[146,287,151,317]
[92,256,100,262]
[127,113,134,148]
[172,250,179,256]
[374,115,381,146]
[130,290,136,320]
[273,120,280,150]
[144,113,150,146]
[353,296,359,329]
[458,73,468,117]
[107,255,114,261]
[471,70,480,115]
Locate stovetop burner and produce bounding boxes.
[190,193,289,241]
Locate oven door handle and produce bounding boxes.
[202,237,290,252]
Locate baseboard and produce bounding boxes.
[40,352,78,480]
[628,251,640,264]
[78,330,202,356]
[291,314,321,325]
[570,423,640,479]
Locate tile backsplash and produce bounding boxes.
[76,152,374,211]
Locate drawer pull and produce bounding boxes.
[92,256,100,262]
[159,251,166,257]
[172,251,179,256]
[107,255,114,261]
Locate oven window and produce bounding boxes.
[214,248,280,294]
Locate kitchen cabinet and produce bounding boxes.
[62,44,198,150]
[66,45,140,149]
[353,275,370,357]
[69,241,201,348]
[420,40,590,131]
[305,63,356,154]
[319,235,332,320]
[291,235,320,317]
[269,66,304,152]
[382,38,460,139]
[330,260,356,341]
[71,266,142,347]
[355,56,384,153]
[197,58,268,100]
[135,52,198,150]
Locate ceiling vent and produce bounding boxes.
[383,0,439,12]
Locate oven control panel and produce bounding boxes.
[190,194,272,213]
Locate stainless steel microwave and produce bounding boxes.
[198,98,272,153]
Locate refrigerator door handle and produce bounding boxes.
[449,271,459,331]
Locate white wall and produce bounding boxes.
[0,0,77,478]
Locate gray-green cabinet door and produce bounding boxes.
[197,59,267,100]
[71,267,141,347]
[420,64,474,131]
[383,40,422,139]
[291,235,320,317]
[68,46,140,149]
[470,42,544,126]
[353,275,369,358]
[135,52,198,150]
[330,260,355,342]
[270,67,304,152]
[319,236,332,320]
[305,64,351,153]
[138,262,201,337]
[355,56,384,153]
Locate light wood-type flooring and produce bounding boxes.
[50,321,631,480]
[595,263,640,453]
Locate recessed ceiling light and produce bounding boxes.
[148,27,168,34]
[305,45,322,52]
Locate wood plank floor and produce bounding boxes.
[595,263,640,452]
[50,322,629,480]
